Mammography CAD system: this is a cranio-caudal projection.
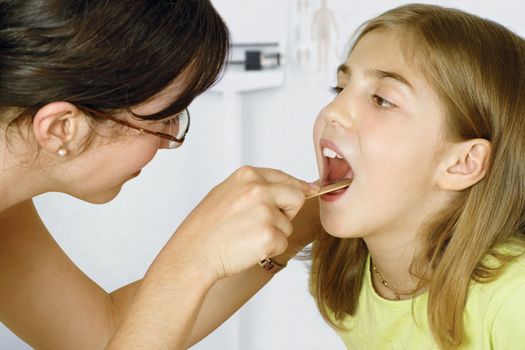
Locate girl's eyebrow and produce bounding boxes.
[368,69,414,91]
[337,63,415,93]
[336,63,351,78]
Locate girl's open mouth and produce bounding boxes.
[320,142,353,200]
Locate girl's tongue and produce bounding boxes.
[324,157,352,185]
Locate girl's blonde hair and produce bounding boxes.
[310,4,525,349]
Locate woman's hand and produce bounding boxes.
[273,196,322,264]
[107,167,319,349]
[165,166,318,280]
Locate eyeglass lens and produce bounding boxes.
[166,109,189,149]
[172,109,189,139]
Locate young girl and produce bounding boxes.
[310,4,525,349]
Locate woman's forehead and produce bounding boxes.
[131,78,186,116]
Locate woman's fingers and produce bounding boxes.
[267,206,294,237]
[265,183,307,220]
[243,166,319,197]
[265,169,319,196]
[236,166,318,220]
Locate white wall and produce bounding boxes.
[2,1,525,349]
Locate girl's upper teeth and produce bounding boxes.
[322,147,343,159]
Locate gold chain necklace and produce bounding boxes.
[371,259,415,301]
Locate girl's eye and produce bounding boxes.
[372,95,396,109]
[329,86,343,95]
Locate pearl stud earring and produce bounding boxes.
[57,148,69,157]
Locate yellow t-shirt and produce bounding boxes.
[330,249,525,349]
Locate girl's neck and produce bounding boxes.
[365,232,424,301]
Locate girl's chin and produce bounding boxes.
[325,231,359,239]
[320,220,350,238]
[320,216,363,239]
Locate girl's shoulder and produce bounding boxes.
[479,242,525,347]
[470,239,525,316]
[463,242,525,347]
[477,239,525,291]
[494,239,525,279]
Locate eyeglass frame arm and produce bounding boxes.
[77,105,190,144]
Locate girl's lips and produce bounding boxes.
[319,138,354,187]
[320,186,349,202]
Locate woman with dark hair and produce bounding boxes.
[0,1,320,348]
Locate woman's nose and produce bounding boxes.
[158,138,171,149]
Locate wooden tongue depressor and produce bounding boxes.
[306,178,353,199]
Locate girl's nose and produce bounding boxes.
[320,99,354,129]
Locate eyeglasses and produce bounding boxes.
[103,108,190,149]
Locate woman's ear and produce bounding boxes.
[437,139,491,191]
[32,102,85,156]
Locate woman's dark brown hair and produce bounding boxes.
[0,0,229,126]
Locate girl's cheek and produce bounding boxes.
[312,118,324,175]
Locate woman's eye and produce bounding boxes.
[162,115,180,126]
[372,95,396,109]
[329,86,344,95]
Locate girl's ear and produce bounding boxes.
[437,139,491,191]
[32,102,87,156]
